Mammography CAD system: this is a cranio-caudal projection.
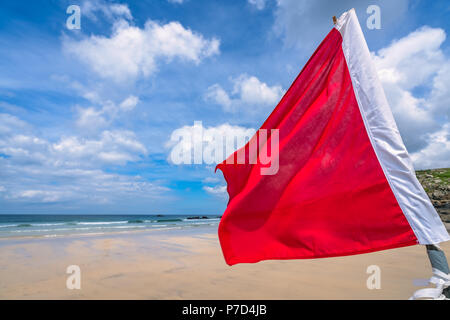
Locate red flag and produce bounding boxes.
[216,9,449,266]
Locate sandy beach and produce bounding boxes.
[0,224,449,300]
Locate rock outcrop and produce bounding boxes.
[416,168,450,223]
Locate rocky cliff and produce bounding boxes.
[416,168,450,223]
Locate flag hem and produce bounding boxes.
[224,238,418,266]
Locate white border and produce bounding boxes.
[336,9,449,244]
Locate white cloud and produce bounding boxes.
[0,127,147,168]
[119,95,139,111]
[168,0,185,3]
[205,74,284,112]
[203,185,227,197]
[372,26,449,154]
[205,84,232,110]
[6,170,167,204]
[0,113,28,134]
[202,177,220,184]
[76,106,109,130]
[429,61,450,119]
[411,124,450,170]
[52,130,147,166]
[16,190,72,203]
[234,75,284,105]
[0,112,164,204]
[64,19,220,83]
[82,0,133,22]
[373,27,445,90]
[248,0,266,10]
[75,95,139,130]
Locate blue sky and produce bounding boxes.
[0,0,449,214]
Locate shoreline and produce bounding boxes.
[0,224,212,242]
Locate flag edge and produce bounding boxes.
[336,9,450,245]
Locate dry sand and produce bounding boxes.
[0,225,449,300]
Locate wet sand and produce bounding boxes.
[0,225,449,299]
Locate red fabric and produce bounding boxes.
[216,29,417,266]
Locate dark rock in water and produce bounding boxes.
[186,216,209,220]
[157,218,182,222]
[156,215,164,217]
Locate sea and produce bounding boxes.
[0,214,221,239]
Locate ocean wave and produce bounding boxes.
[109,225,147,229]
[154,226,182,231]
[0,217,220,229]
[76,221,128,225]
[191,222,218,225]
[0,217,220,238]
[11,228,76,233]
[74,232,106,237]
[0,222,221,240]
[9,225,148,233]
[127,219,144,223]
[183,218,220,222]
[1,222,72,228]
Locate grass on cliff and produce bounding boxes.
[417,168,450,179]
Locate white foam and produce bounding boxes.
[76,221,128,225]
